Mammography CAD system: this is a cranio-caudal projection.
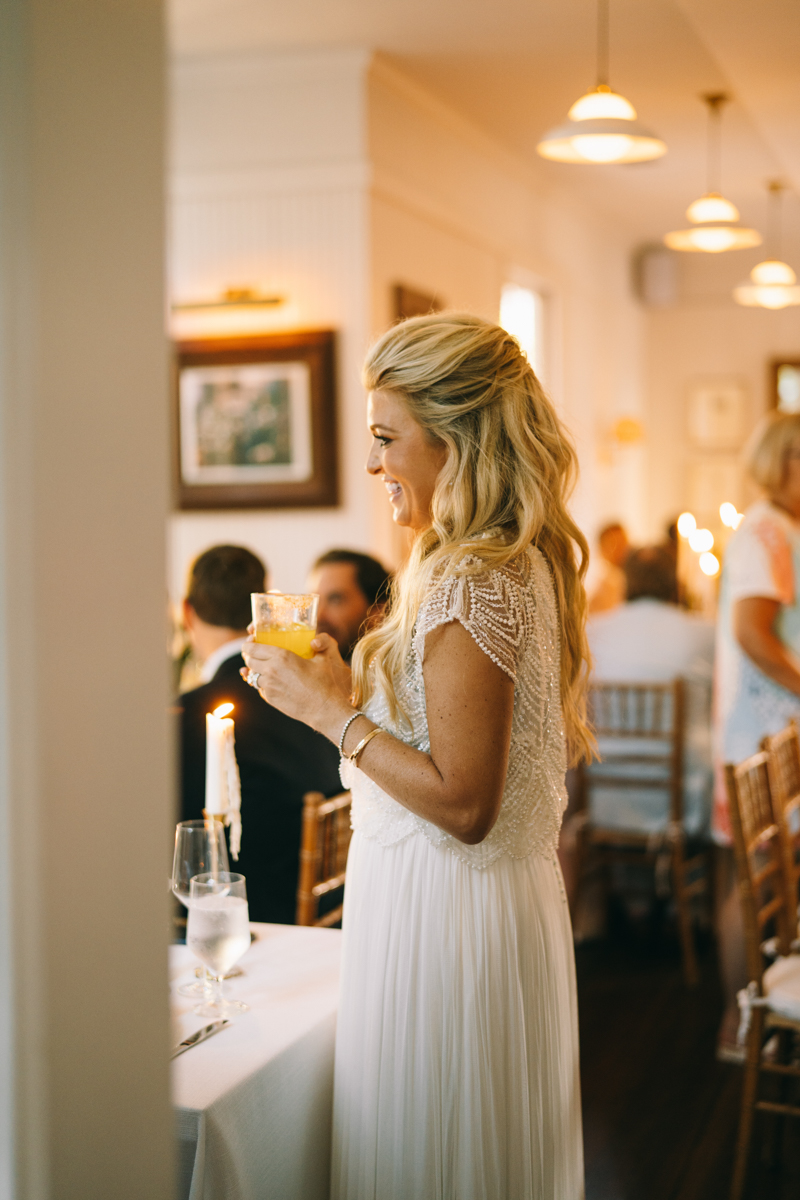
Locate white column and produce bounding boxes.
[0,2,174,1197]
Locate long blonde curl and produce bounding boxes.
[352,312,594,766]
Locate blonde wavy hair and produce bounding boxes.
[351,312,594,765]
[746,410,800,495]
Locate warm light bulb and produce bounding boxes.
[213,703,234,719]
[689,528,714,553]
[751,259,796,286]
[568,88,637,122]
[719,502,738,527]
[699,552,720,577]
[677,512,697,538]
[686,193,740,224]
[570,134,636,162]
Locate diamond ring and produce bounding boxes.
[246,669,261,690]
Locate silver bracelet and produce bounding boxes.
[338,710,367,756]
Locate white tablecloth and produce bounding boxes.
[171,923,342,1200]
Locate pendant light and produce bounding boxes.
[536,0,666,165]
[664,95,761,252]
[734,182,800,308]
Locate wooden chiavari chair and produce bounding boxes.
[575,679,708,986]
[725,751,800,1200]
[762,720,800,939]
[295,790,352,927]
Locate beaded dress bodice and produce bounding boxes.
[339,546,568,869]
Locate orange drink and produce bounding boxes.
[251,592,319,659]
[254,624,316,659]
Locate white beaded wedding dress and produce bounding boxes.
[332,546,584,1200]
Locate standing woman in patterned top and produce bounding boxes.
[243,313,593,1199]
[713,411,800,1057]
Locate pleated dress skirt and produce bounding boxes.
[330,829,584,1200]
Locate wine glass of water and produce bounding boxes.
[187,872,251,1018]
[171,819,230,997]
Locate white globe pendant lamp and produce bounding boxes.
[537,0,666,166]
[664,94,761,253]
[734,182,800,309]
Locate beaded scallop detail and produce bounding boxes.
[339,546,568,869]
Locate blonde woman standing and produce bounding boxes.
[243,313,591,1199]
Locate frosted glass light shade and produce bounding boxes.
[568,87,637,121]
[686,193,739,224]
[734,283,800,309]
[537,116,666,164]
[664,225,762,253]
[751,259,796,286]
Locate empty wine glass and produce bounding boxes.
[187,872,251,1018]
[171,819,230,997]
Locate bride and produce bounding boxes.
[242,312,591,1199]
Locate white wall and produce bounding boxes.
[644,249,800,540]
[367,58,649,555]
[168,48,651,599]
[169,49,375,597]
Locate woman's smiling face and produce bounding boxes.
[366,389,448,532]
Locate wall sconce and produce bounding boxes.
[170,287,288,339]
[171,287,285,315]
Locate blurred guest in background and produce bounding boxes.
[588,545,715,837]
[179,544,342,924]
[714,411,800,1056]
[588,521,631,614]
[308,548,391,662]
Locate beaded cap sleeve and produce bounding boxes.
[339,545,569,868]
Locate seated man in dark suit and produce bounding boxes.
[178,544,342,924]
[308,548,391,663]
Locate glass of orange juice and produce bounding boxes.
[250,592,319,659]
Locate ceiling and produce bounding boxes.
[169,0,800,251]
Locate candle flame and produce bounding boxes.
[213,703,234,719]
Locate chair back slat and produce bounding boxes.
[586,679,685,826]
[588,680,680,739]
[762,720,800,926]
[725,752,793,983]
[296,790,352,927]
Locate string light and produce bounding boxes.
[699,552,720,577]
[689,528,714,553]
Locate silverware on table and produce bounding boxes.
[172,1019,231,1059]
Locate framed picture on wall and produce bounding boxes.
[174,329,337,509]
[393,284,444,322]
[686,378,747,450]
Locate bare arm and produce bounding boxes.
[733,596,800,696]
[242,621,514,845]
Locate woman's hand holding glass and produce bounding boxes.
[241,631,354,740]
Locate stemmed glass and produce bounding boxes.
[171,819,230,997]
[187,872,251,1018]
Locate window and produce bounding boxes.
[499,283,545,378]
[775,361,800,413]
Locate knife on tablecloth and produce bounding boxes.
[172,1019,231,1059]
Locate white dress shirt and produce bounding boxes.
[199,637,247,685]
[587,598,715,836]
